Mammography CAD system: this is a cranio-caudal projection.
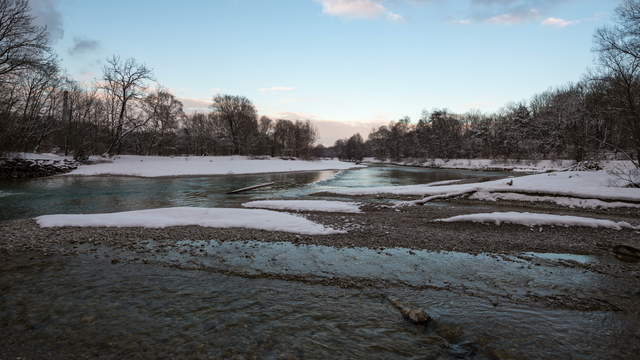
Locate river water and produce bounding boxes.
[1,165,638,359]
[0,165,507,221]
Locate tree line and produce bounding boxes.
[0,0,318,159]
[333,0,640,168]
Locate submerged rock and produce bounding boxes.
[387,296,431,324]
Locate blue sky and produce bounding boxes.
[42,0,619,145]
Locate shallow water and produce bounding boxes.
[1,246,638,359]
[0,165,508,221]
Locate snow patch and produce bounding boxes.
[435,212,640,231]
[35,207,345,235]
[364,158,635,173]
[330,171,640,203]
[469,191,640,209]
[66,155,363,177]
[328,179,463,196]
[243,200,362,213]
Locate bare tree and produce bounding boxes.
[594,0,640,166]
[0,0,51,80]
[101,55,154,155]
[210,95,257,155]
[140,89,184,155]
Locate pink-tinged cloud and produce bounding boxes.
[313,119,386,146]
[179,97,213,113]
[486,9,540,24]
[267,111,386,146]
[316,0,403,21]
[541,17,575,28]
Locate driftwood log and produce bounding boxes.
[226,182,275,194]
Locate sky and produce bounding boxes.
[32,0,620,145]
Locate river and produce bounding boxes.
[1,165,638,359]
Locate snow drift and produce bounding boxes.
[435,211,640,231]
[243,200,362,213]
[66,155,363,177]
[35,207,345,235]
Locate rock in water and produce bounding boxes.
[387,296,431,324]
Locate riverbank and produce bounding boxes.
[3,153,364,178]
[2,201,639,269]
[363,157,636,173]
[0,157,78,179]
[66,155,363,177]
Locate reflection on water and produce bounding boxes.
[0,165,509,221]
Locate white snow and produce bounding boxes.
[364,158,635,173]
[327,179,463,196]
[66,155,363,177]
[35,207,345,235]
[243,200,362,213]
[469,191,640,209]
[9,152,70,161]
[435,211,640,230]
[330,170,640,204]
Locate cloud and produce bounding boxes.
[446,0,570,25]
[178,97,213,113]
[29,0,64,42]
[68,37,100,56]
[313,119,386,146]
[451,19,472,25]
[316,0,403,21]
[258,86,296,93]
[264,110,387,146]
[486,8,539,24]
[541,17,576,28]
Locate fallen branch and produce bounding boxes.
[227,182,275,194]
[394,188,480,207]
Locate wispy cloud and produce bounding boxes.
[447,0,575,26]
[68,37,100,56]
[258,86,296,93]
[541,17,576,28]
[486,8,539,24]
[315,0,403,21]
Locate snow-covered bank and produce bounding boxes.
[364,157,634,173]
[469,191,640,209]
[329,170,640,207]
[243,200,362,213]
[435,212,640,231]
[7,152,72,161]
[0,155,78,179]
[66,155,363,177]
[35,207,344,235]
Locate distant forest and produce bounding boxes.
[333,0,640,167]
[0,0,639,167]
